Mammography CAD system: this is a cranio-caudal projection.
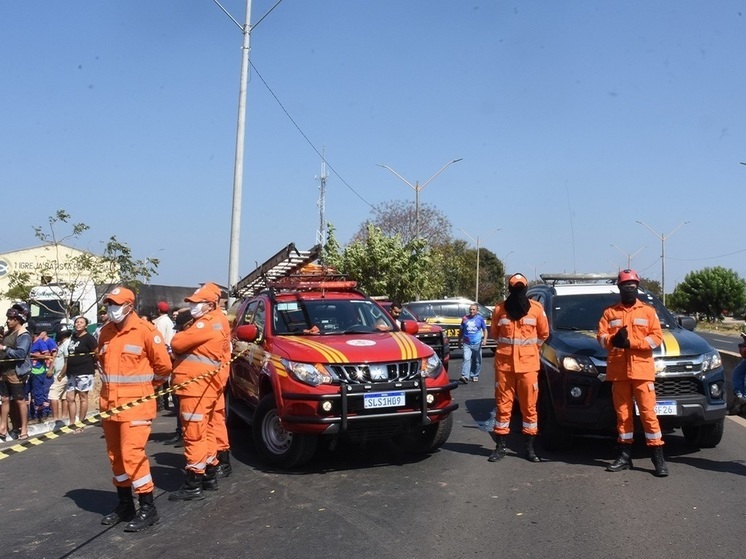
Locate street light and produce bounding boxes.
[610,244,645,269]
[636,220,689,305]
[457,227,500,303]
[377,158,463,241]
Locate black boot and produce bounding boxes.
[101,486,136,526]
[525,435,541,463]
[488,435,507,462]
[168,470,205,501]
[124,492,159,532]
[215,450,232,479]
[651,446,669,477]
[202,465,219,491]
[606,445,633,472]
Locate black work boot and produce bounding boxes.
[124,492,159,532]
[163,431,182,445]
[651,446,669,477]
[488,435,507,462]
[606,445,633,472]
[168,470,205,501]
[101,486,136,526]
[524,434,541,463]
[202,465,219,491]
[215,450,232,479]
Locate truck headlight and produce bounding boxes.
[421,354,443,378]
[562,355,599,375]
[282,359,334,387]
[702,350,722,372]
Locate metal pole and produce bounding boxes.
[415,181,420,241]
[475,236,480,303]
[636,220,688,306]
[227,0,252,305]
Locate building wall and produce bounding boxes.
[0,244,100,316]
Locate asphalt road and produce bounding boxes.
[2,356,746,559]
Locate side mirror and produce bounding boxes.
[235,324,259,342]
[400,320,419,335]
[677,315,696,332]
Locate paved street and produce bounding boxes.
[2,355,745,559]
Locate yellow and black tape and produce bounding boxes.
[0,348,248,461]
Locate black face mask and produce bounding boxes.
[505,284,530,320]
[619,283,638,305]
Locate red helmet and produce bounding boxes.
[617,269,640,285]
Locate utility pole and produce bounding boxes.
[636,220,689,305]
[316,149,328,248]
[610,244,645,269]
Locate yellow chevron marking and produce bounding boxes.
[393,332,418,360]
[660,330,680,356]
[286,337,349,363]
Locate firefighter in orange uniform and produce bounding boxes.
[597,269,668,477]
[168,283,231,501]
[98,287,172,532]
[489,273,549,463]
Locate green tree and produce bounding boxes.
[332,224,436,302]
[670,267,746,321]
[1,271,33,303]
[351,200,453,247]
[639,277,662,298]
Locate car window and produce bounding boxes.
[552,291,678,331]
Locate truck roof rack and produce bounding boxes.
[233,243,323,298]
[539,273,617,285]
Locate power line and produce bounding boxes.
[668,247,746,261]
[249,61,374,209]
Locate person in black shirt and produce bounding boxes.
[65,316,98,432]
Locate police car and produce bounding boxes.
[528,273,727,450]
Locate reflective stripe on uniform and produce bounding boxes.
[609,319,623,328]
[114,472,130,482]
[619,432,634,440]
[181,412,204,422]
[522,421,537,430]
[101,373,155,384]
[130,420,152,426]
[153,374,170,382]
[498,318,511,326]
[644,336,657,349]
[633,318,648,326]
[497,337,541,346]
[131,473,153,489]
[495,421,510,429]
[175,354,222,367]
[645,431,662,440]
[212,323,224,331]
[523,317,536,325]
[187,460,208,471]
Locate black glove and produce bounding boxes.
[611,326,630,348]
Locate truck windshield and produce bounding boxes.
[552,291,678,332]
[273,299,393,335]
[29,300,69,320]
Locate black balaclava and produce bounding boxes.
[505,283,530,320]
[618,282,638,306]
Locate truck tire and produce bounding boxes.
[396,414,453,454]
[252,394,318,468]
[681,418,724,448]
[538,383,573,451]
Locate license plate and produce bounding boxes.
[635,400,677,416]
[364,391,405,409]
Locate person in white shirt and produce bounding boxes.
[153,302,175,411]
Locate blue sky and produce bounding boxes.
[3,1,746,296]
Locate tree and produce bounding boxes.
[639,277,661,298]
[435,240,504,304]
[670,267,746,321]
[327,224,437,302]
[351,200,453,247]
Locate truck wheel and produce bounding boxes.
[538,384,573,451]
[252,395,318,468]
[396,414,453,454]
[682,418,724,448]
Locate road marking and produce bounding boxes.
[727,415,746,427]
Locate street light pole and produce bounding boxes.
[377,158,463,241]
[636,220,689,305]
[458,227,500,303]
[610,244,645,269]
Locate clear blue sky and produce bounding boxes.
[3,1,746,296]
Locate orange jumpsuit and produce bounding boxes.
[491,300,549,436]
[210,310,232,457]
[98,315,172,494]
[171,308,230,474]
[597,299,664,447]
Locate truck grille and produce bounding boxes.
[654,377,703,398]
[329,360,421,384]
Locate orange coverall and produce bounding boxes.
[597,299,664,447]
[491,300,549,436]
[171,308,231,474]
[98,315,172,494]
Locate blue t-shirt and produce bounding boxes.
[30,339,50,374]
[460,314,487,345]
